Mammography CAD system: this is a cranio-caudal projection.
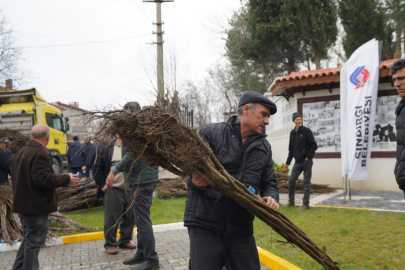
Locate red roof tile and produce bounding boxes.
[270,59,398,94]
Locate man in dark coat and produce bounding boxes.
[82,138,104,178]
[4,140,14,165]
[0,139,11,185]
[67,135,86,178]
[11,124,79,270]
[184,91,279,270]
[284,112,318,209]
[392,59,405,190]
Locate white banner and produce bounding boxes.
[340,39,380,181]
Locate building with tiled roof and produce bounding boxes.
[265,59,399,192]
[50,101,95,141]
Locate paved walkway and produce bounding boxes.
[0,228,270,270]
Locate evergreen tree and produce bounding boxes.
[281,0,338,69]
[338,0,394,59]
[385,0,405,58]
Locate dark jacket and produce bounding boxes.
[67,141,86,168]
[0,149,11,185]
[286,125,318,165]
[11,139,70,214]
[111,145,158,185]
[85,143,105,169]
[93,138,117,199]
[395,99,405,190]
[3,148,13,165]
[82,142,92,162]
[184,116,279,236]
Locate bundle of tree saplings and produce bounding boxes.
[0,184,92,245]
[56,177,103,213]
[91,106,340,270]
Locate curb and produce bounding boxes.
[0,221,302,270]
[258,247,302,270]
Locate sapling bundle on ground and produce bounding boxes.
[0,184,93,245]
[92,106,339,270]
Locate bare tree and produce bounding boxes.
[0,9,27,88]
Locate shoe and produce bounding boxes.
[131,259,160,270]
[298,204,310,210]
[106,246,118,255]
[120,242,137,249]
[123,254,144,265]
[283,202,295,208]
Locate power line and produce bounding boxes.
[47,47,152,99]
[15,34,150,49]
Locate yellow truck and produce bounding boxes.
[0,88,70,174]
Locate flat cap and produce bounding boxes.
[0,139,6,144]
[238,91,277,115]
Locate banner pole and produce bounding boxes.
[348,178,352,200]
[343,175,347,202]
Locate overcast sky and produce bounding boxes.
[3,0,241,111]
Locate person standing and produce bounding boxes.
[93,134,137,255]
[11,124,79,270]
[284,112,318,209]
[82,137,92,177]
[392,59,405,190]
[184,91,279,270]
[4,140,14,165]
[82,138,104,178]
[107,102,160,270]
[0,139,11,185]
[67,136,86,179]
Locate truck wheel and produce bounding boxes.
[52,158,61,175]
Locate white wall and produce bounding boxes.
[266,82,401,192]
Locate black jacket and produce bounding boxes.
[286,125,318,165]
[0,149,10,185]
[93,138,116,199]
[11,140,70,214]
[184,116,279,236]
[395,99,405,190]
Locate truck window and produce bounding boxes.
[45,113,63,132]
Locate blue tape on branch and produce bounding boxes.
[1,240,6,243]
[85,190,90,194]
[80,185,84,188]
[14,238,19,243]
[7,229,10,232]
[90,181,95,184]
[57,207,60,211]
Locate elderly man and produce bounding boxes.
[11,124,79,270]
[184,91,279,270]
[393,59,405,190]
[0,139,10,185]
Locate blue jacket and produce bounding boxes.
[85,143,105,169]
[67,141,86,168]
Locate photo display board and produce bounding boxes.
[297,90,398,158]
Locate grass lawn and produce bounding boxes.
[61,197,405,269]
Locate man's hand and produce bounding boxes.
[262,196,280,211]
[284,164,289,170]
[107,171,116,188]
[101,184,107,193]
[82,165,87,171]
[191,172,209,188]
[305,158,309,161]
[69,174,80,186]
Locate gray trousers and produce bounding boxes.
[12,213,49,270]
[188,226,260,270]
[103,186,135,249]
[131,182,158,262]
[288,159,313,205]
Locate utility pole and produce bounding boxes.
[143,0,174,107]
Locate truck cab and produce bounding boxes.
[0,88,69,174]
